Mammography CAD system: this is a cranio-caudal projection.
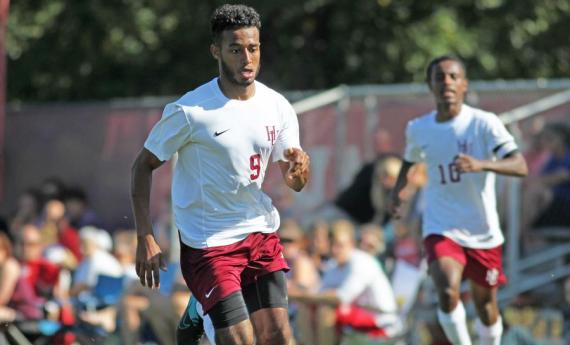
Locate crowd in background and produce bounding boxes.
[0,122,568,345]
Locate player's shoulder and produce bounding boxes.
[466,105,502,126]
[255,80,291,105]
[407,111,436,131]
[177,79,219,105]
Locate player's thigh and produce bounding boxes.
[243,271,290,341]
[179,239,249,314]
[424,235,465,292]
[209,291,254,345]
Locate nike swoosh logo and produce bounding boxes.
[205,287,216,299]
[214,129,230,137]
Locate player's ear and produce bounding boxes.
[210,43,220,60]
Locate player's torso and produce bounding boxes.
[179,94,283,194]
[415,111,490,193]
[411,109,503,245]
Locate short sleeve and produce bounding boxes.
[272,100,301,162]
[144,103,193,162]
[403,122,424,163]
[484,114,518,158]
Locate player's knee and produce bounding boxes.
[438,286,460,311]
[256,326,291,345]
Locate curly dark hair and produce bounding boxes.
[211,4,261,43]
[425,55,466,84]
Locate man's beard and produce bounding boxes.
[220,58,260,87]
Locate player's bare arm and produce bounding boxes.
[279,148,310,192]
[131,148,168,289]
[454,151,527,177]
[389,160,415,219]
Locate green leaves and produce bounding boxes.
[6,0,570,101]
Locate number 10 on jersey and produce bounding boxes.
[438,163,461,184]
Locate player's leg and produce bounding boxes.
[470,283,502,345]
[209,292,254,345]
[243,270,291,345]
[179,238,255,345]
[464,245,506,345]
[177,295,207,345]
[425,235,472,345]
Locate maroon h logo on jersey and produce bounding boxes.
[266,126,276,145]
[457,140,470,154]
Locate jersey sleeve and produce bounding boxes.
[484,114,518,158]
[335,259,373,304]
[403,121,424,163]
[144,103,193,162]
[272,100,301,162]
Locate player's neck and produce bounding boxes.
[217,77,256,101]
[436,103,463,122]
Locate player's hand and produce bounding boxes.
[454,153,484,173]
[136,234,167,289]
[284,148,310,179]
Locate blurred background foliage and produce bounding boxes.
[6,0,570,101]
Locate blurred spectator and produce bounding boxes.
[63,187,102,229]
[292,219,401,345]
[279,219,320,345]
[370,156,403,225]
[280,220,320,295]
[521,117,549,177]
[40,199,66,247]
[358,223,387,267]
[113,229,138,281]
[18,224,61,301]
[70,226,123,297]
[533,123,570,228]
[9,189,42,236]
[523,123,570,233]
[307,220,331,275]
[0,233,41,323]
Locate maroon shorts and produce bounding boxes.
[335,305,387,338]
[180,232,289,314]
[423,235,507,288]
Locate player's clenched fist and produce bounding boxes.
[283,148,310,191]
[454,153,484,173]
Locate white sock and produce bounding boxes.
[437,302,472,345]
[475,316,503,345]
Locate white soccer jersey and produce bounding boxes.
[144,78,301,248]
[404,104,518,249]
[320,250,401,334]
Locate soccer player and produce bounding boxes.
[130,4,310,345]
[390,55,527,345]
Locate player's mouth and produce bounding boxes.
[240,68,255,79]
[442,89,456,97]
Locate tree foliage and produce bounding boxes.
[7,0,570,101]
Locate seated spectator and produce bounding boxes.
[291,219,402,345]
[0,233,41,323]
[307,220,331,275]
[358,223,387,268]
[112,229,138,281]
[279,219,320,344]
[70,226,123,297]
[18,224,61,301]
[280,220,320,295]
